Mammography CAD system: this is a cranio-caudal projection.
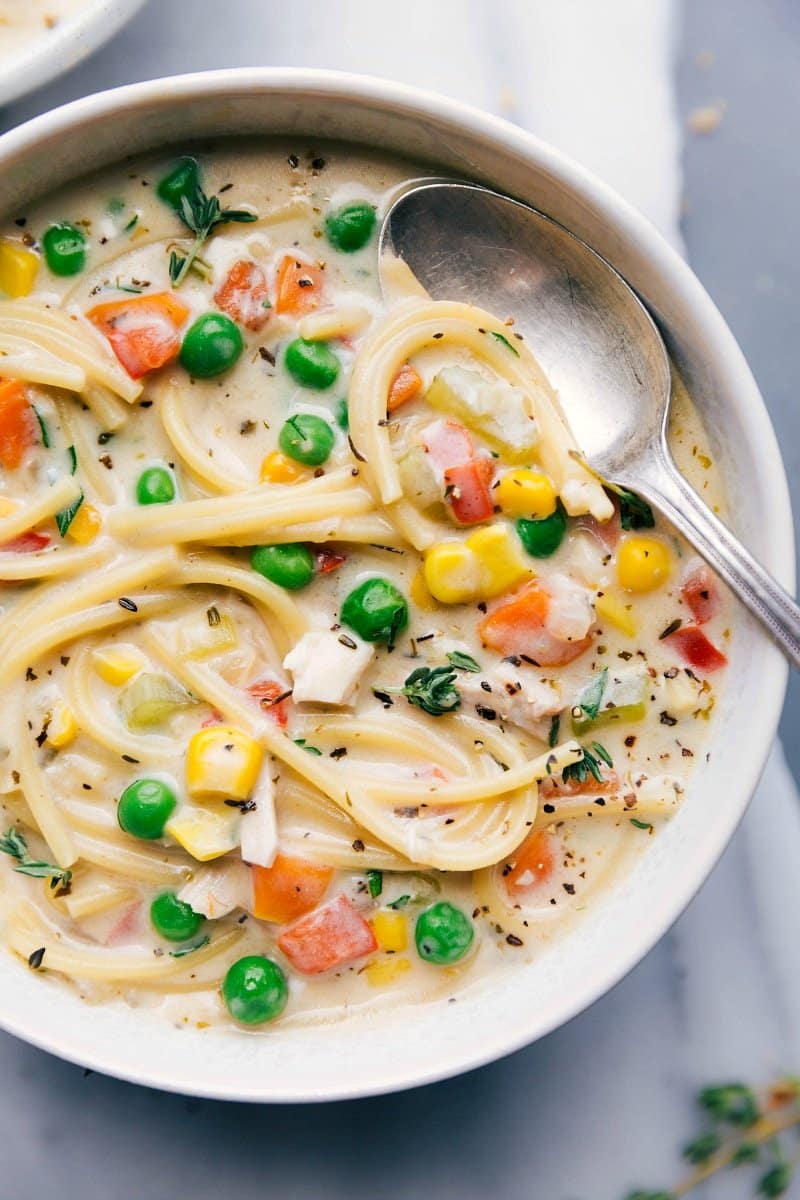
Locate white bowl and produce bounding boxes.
[0,69,792,1101]
[0,0,146,108]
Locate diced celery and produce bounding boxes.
[120,672,197,729]
[178,610,238,661]
[398,445,442,510]
[571,665,648,734]
[425,366,538,463]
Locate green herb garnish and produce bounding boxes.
[386,894,411,910]
[659,618,682,640]
[617,487,656,531]
[169,935,211,958]
[573,667,608,722]
[33,406,50,448]
[446,650,481,673]
[623,1077,800,1199]
[488,330,520,357]
[0,826,72,893]
[630,818,654,831]
[55,444,83,537]
[397,666,461,717]
[168,185,257,287]
[562,741,613,786]
[366,869,383,899]
[294,738,323,756]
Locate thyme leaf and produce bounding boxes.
[0,826,72,892]
[446,650,481,673]
[398,666,461,716]
[169,184,257,287]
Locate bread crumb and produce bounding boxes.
[687,101,726,135]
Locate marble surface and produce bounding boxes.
[1,2,798,1197]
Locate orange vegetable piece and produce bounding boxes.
[478,580,592,667]
[274,255,323,316]
[86,292,190,379]
[277,894,378,974]
[0,380,35,470]
[252,853,334,924]
[387,363,423,413]
[214,259,271,330]
[246,679,290,729]
[504,830,557,896]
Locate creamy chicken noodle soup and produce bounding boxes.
[0,143,730,1029]
[0,1,90,62]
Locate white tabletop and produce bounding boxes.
[1,3,798,1198]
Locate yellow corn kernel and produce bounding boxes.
[66,501,102,544]
[423,541,479,605]
[616,535,671,593]
[495,469,557,519]
[365,957,412,988]
[409,566,438,612]
[92,645,142,686]
[371,910,408,953]
[0,238,39,298]
[595,590,638,637]
[0,498,19,518]
[260,451,307,484]
[46,700,78,749]
[186,725,263,801]
[165,803,240,862]
[467,524,531,598]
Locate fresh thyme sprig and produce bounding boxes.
[169,186,257,287]
[624,1078,800,1199]
[377,666,462,717]
[561,741,613,785]
[0,826,72,893]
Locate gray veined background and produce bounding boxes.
[0,2,797,1198]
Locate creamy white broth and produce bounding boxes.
[0,0,90,60]
[0,141,731,1032]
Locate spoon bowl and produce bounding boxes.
[381,181,800,665]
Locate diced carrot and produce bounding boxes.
[247,679,290,728]
[681,563,719,625]
[274,254,323,316]
[665,625,728,673]
[444,457,495,525]
[86,292,190,379]
[314,547,347,575]
[214,259,271,330]
[479,579,593,667]
[251,854,334,924]
[504,830,557,896]
[277,894,378,974]
[540,769,621,800]
[387,363,423,413]
[421,418,474,472]
[0,380,35,470]
[0,530,50,553]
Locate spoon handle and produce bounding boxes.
[638,449,800,668]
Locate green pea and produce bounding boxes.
[284,338,340,390]
[324,202,376,253]
[150,891,203,942]
[251,543,315,590]
[278,413,335,466]
[222,955,288,1025]
[118,778,177,840]
[415,901,474,965]
[42,223,86,276]
[156,157,200,212]
[136,465,175,506]
[340,577,408,645]
[516,502,567,558]
[180,313,244,378]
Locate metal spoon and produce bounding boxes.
[380,180,800,666]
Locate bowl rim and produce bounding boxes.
[0,67,792,1102]
[0,0,147,109]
